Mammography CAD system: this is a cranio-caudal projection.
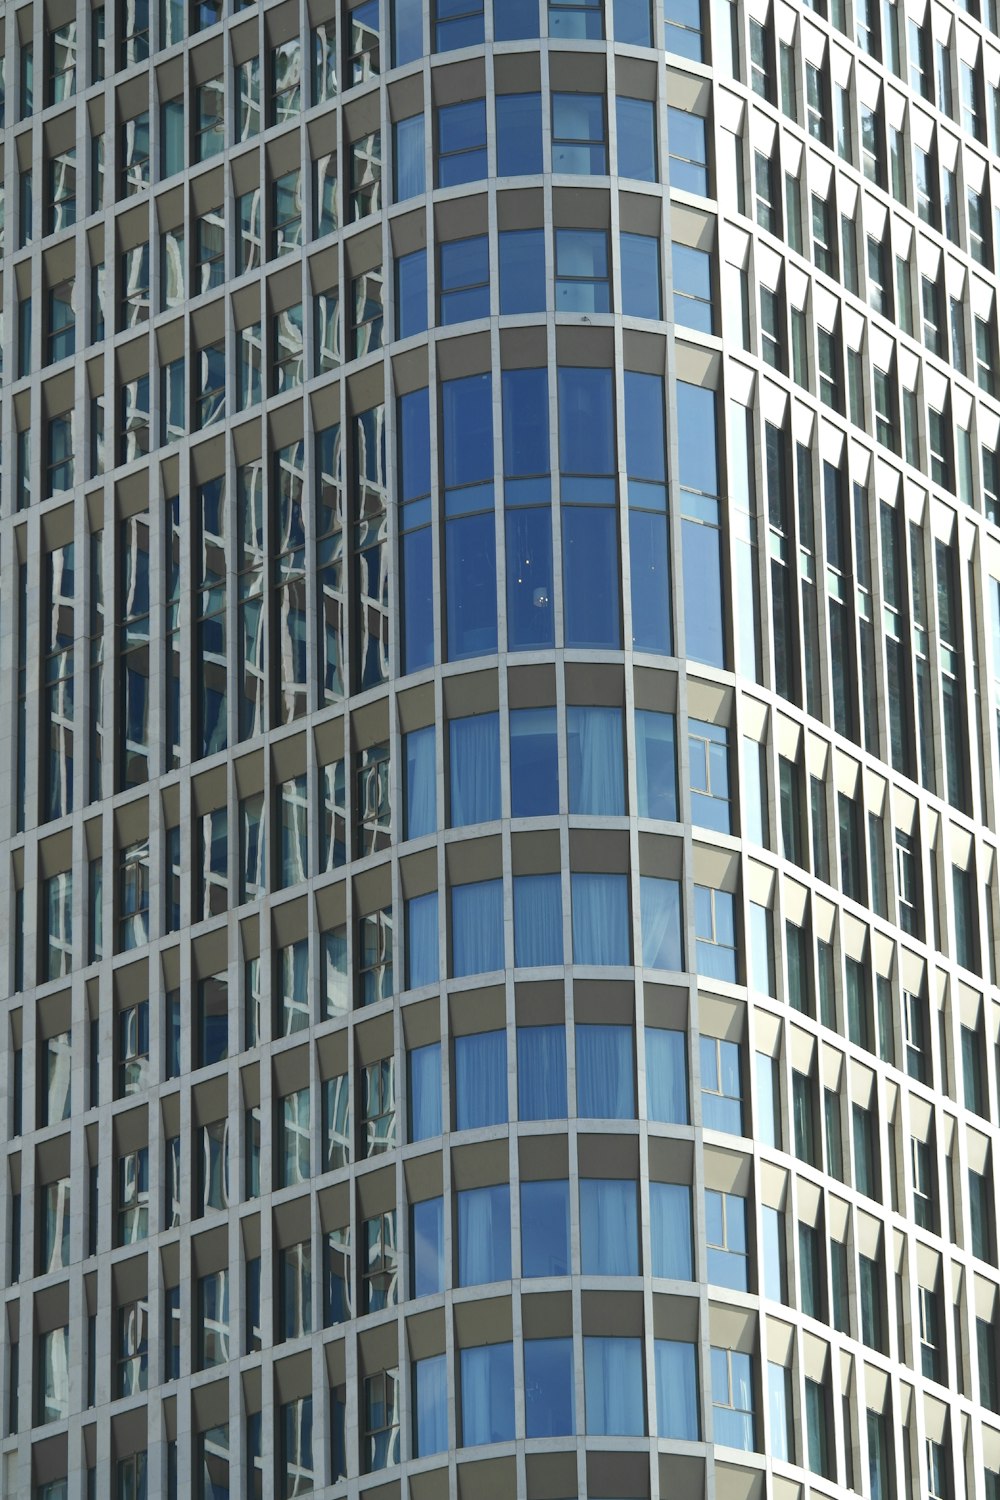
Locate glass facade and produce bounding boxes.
[4,0,1000,1497]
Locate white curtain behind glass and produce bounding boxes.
[580,1178,638,1274]
[450,713,500,825]
[568,705,625,814]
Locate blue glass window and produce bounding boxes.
[396,248,427,339]
[454,1030,507,1128]
[650,1181,693,1277]
[439,235,489,324]
[408,1042,441,1140]
[404,724,436,839]
[655,1341,700,1438]
[559,365,620,647]
[615,0,653,44]
[625,370,670,652]
[503,366,554,647]
[567,705,624,814]
[552,93,607,173]
[673,243,715,333]
[406,891,438,988]
[705,1190,748,1289]
[576,1024,635,1117]
[451,879,504,975]
[510,705,558,813]
[678,380,725,667]
[555,228,610,312]
[461,1344,515,1445]
[700,1036,743,1133]
[495,0,539,39]
[617,96,657,180]
[550,0,603,38]
[398,387,434,672]
[414,1354,448,1456]
[496,92,543,175]
[621,232,662,319]
[411,1196,445,1296]
[499,228,546,314]
[668,107,708,194]
[391,0,423,65]
[640,875,683,971]
[393,114,425,200]
[572,873,630,965]
[443,373,497,660]
[525,1339,575,1436]
[635,710,677,819]
[689,719,731,831]
[645,1027,689,1123]
[694,885,737,981]
[437,98,487,186]
[517,1025,567,1119]
[711,1347,755,1449]
[434,0,484,51]
[521,1178,570,1275]
[581,1178,638,1272]
[514,874,564,966]
[449,711,500,824]
[584,1337,645,1435]
[457,1183,511,1284]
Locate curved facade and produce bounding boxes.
[5,0,1000,1497]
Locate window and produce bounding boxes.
[457,1184,511,1285]
[525,1338,574,1437]
[650,1181,693,1276]
[393,113,424,200]
[396,248,427,338]
[411,1196,445,1295]
[712,1347,755,1450]
[117,1147,149,1244]
[694,886,737,981]
[279,1395,313,1493]
[669,107,708,194]
[552,92,607,173]
[362,1212,397,1312]
[273,170,302,257]
[555,228,610,312]
[701,1035,742,1133]
[656,1340,700,1439]
[349,0,381,80]
[517,1026,566,1121]
[673,243,714,332]
[585,1337,645,1435]
[48,149,76,232]
[414,1354,448,1456]
[665,0,703,59]
[496,90,543,175]
[572,872,630,965]
[461,1345,515,1446]
[521,1179,570,1276]
[617,95,656,180]
[514,874,563,967]
[577,1025,634,1118]
[350,131,382,217]
[646,1027,688,1122]
[451,879,503,975]
[454,1030,507,1128]
[437,99,487,185]
[705,1189,748,1290]
[550,0,603,35]
[361,1058,395,1156]
[435,0,484,49]
[439,235,489,323]
[621,232,661,319]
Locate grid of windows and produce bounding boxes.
[6,1,1000,1498]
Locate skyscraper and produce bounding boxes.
[5,0,1000,1495]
